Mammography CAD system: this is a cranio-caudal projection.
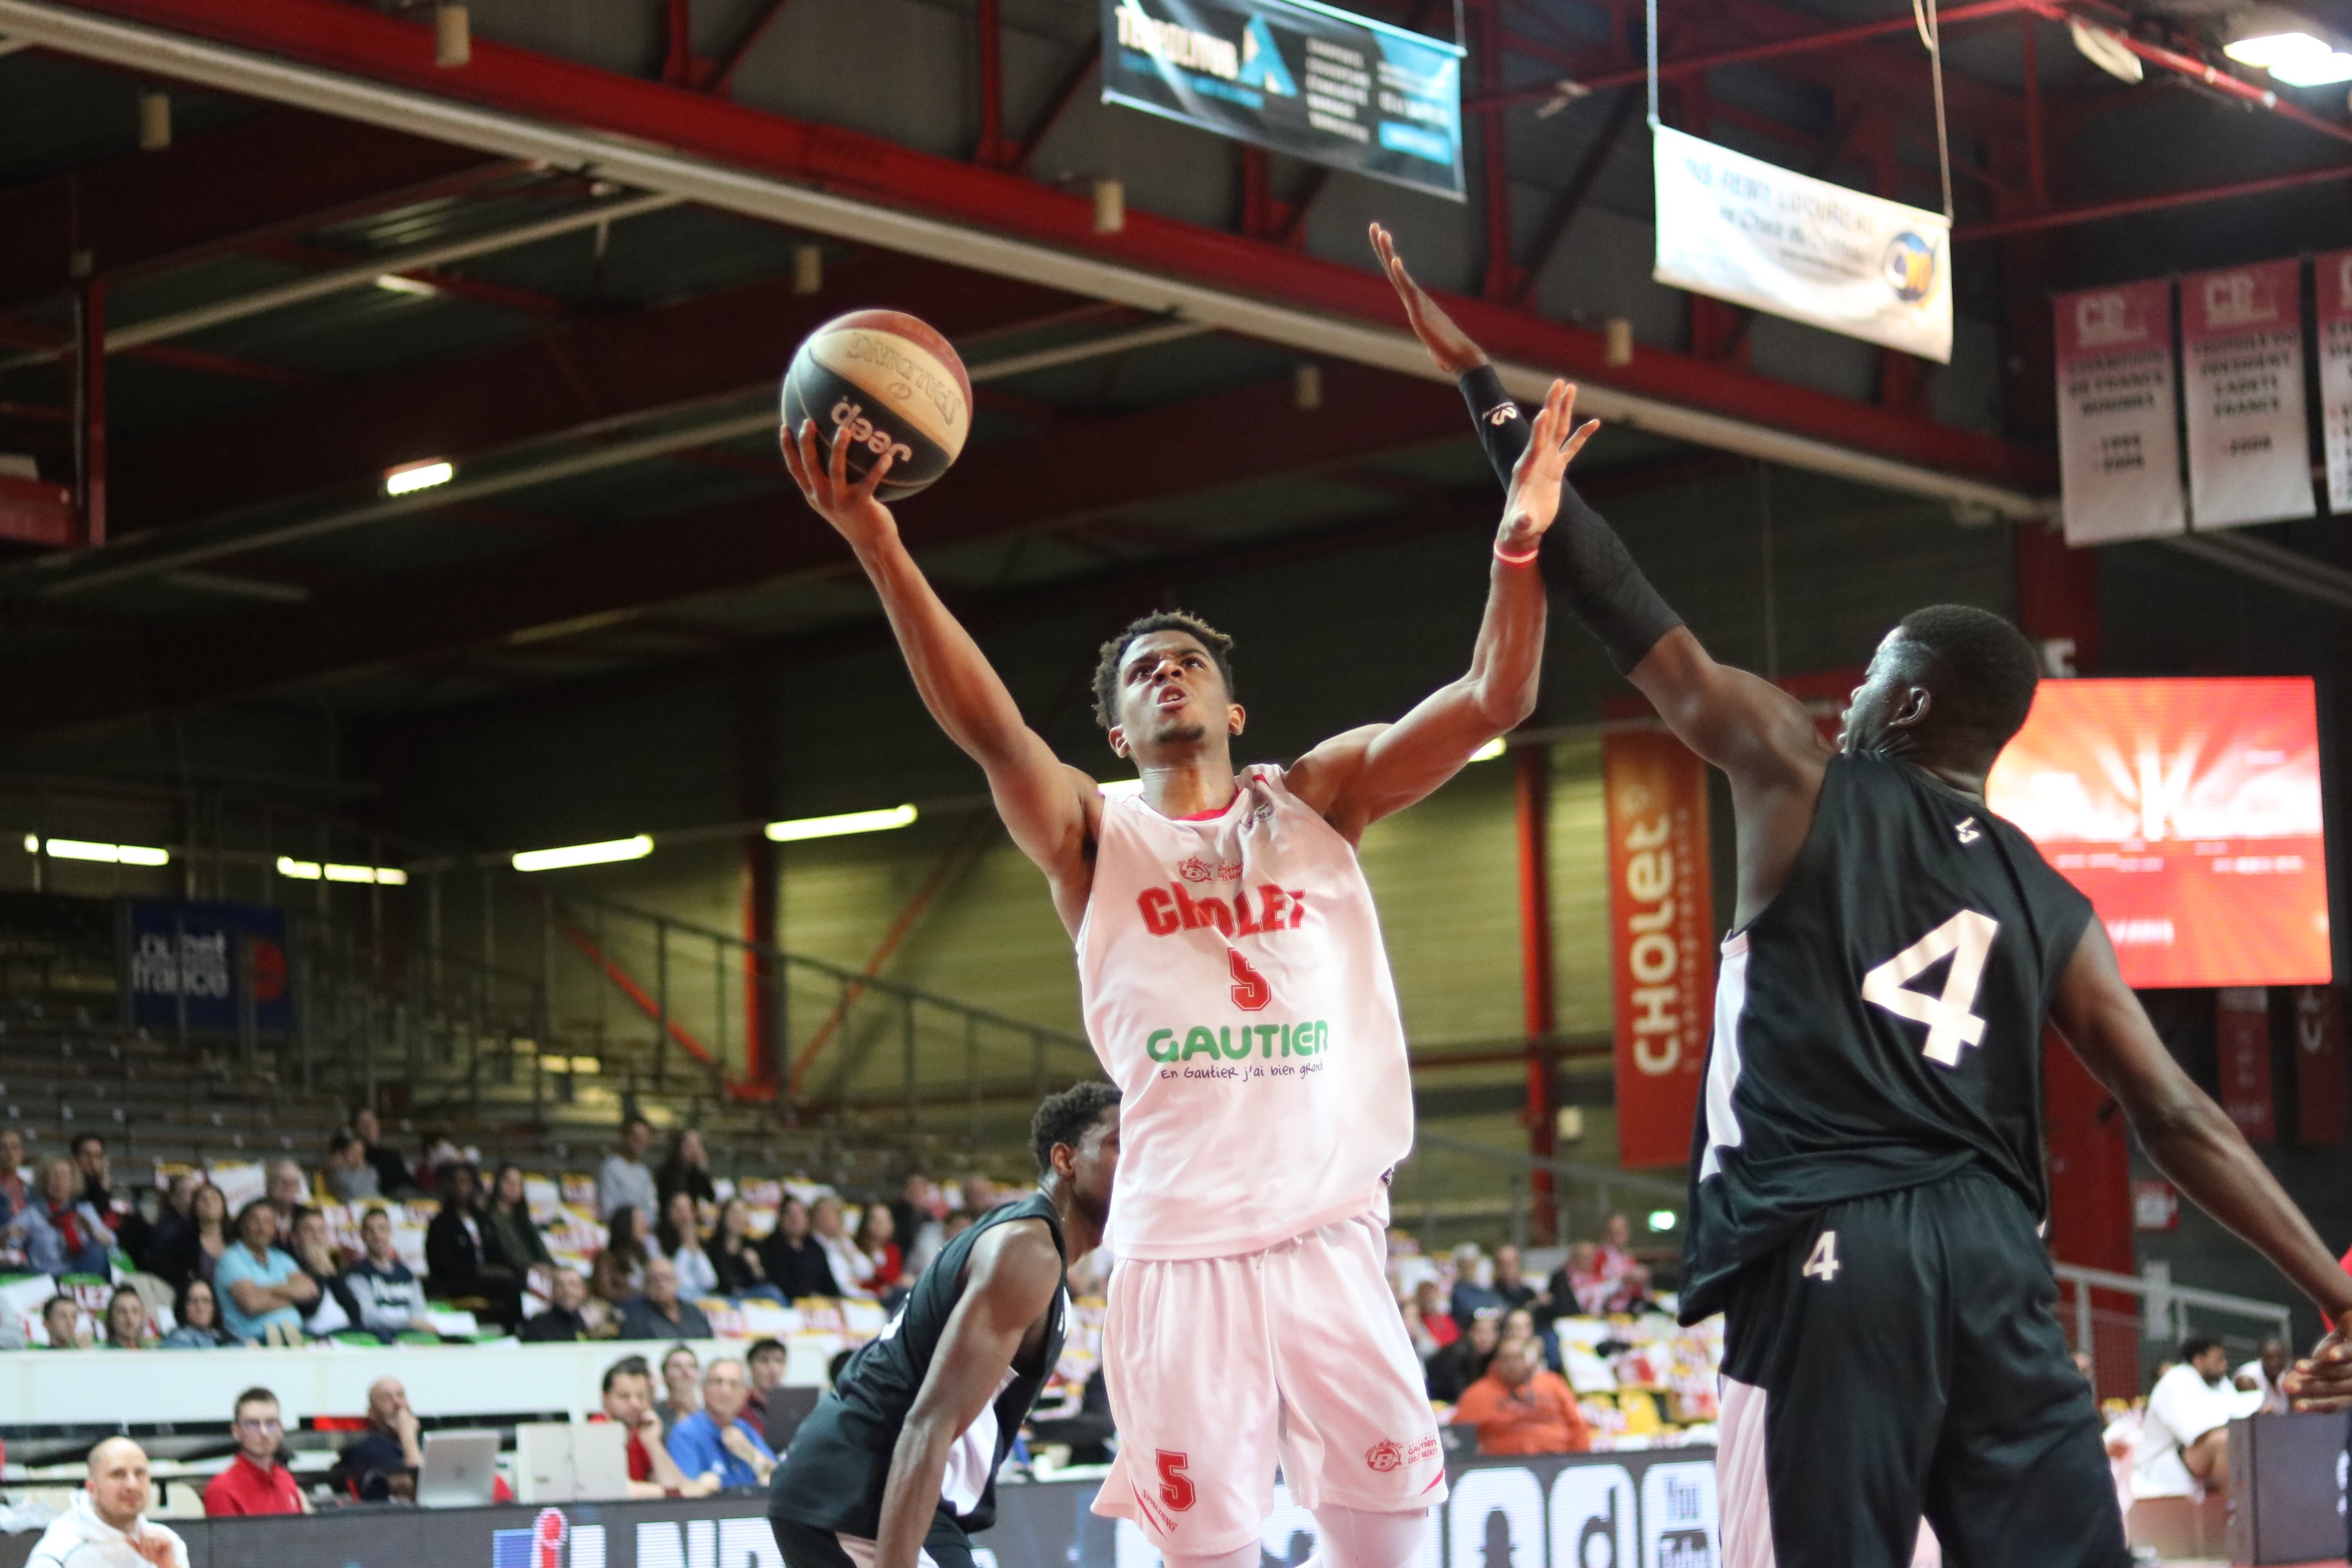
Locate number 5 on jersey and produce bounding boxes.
[1861,910,2000,1068]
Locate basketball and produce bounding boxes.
[779,309,973,503]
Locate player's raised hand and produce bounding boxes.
[1499,379,1600,559]
[2284,1328,2352,1410]
[1370,223,1487,377]
[782,417,899,556]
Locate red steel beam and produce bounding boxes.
[2017,2,2352,152]
[1956,159,2352,240]
[59,0,2052,496]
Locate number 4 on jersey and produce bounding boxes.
[1860,910,2000,1069]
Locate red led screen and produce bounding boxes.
[1985,677,2331,989]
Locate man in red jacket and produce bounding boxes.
[202,1389,305,1517]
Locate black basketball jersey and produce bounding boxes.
[767,1191,1068,1538]
[1680,753,2094,1322]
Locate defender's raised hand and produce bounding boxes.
[782,416,899,556]
[1500,379,1600,559]
[1370,222,1487,377]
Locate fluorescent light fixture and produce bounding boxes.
[383,458,454,496]
[1469,737,1508,762]
[276,856,407,884]
[765,804,918,842]
[512,835,653,872]
[2269,49,2352,83]
[1099,779,1145,799]
[2224,30,2328,66]
[373,273,438,296]
[41,838,169,866]
[1647,1209,1678,1232]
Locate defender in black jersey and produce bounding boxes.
[1371,224,2352,1567]
[767,1083,1118,1568]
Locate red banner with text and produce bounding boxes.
[1604,729,1717,1168]
[2217,987,2275,1144]
[2294,986,2347,1145]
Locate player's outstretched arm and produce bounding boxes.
[783,420,1099,925]
[2050,922,2352,1407]
[870,1223,1064,1568]
[1288,381,1592,839]
[1371,223,1528,488]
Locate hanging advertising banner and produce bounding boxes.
[1650,124,1952,361]
[2182,258,2316,531]
[123,899,294,1035]
[1604,729,1716,1169]
[2053,281,2185,546]
[2217,986,2275,1144]
[1101,0,1464,198]
[2318,248,2352,515]
[2294,986,2347,1145]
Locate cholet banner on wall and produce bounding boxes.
[1604,728,1717,1170]
[1650,124,1953,363]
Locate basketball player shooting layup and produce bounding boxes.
[767,1083,1118,1568]
[1372,222,2352,1567]
[780,373,1595,1568]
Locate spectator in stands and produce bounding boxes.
[711,1197,786,1302]
[346,1206,435,1340]
[145,1173,199,1282]
[1453,1339,1591,1456]
[102,1284,154,1351]
[591,1204,650,1305]
[263,1159,308,1242]
[665,1357,777,1491]
[424,1163,521,1327]
[1588,1213,1652,1312]
[521,1266,596,1343]
[1548,1242,1607,1316]
[657,1344,702,1433]
[149,1181,230,1291]
[959,1174,999,1215]
[0,1127,25,1231]
[856,1204,903,1298]
[599,1114,658,1222]
[940,1210,975,1249]
[351,1107,416,1199]
[619,1256,713,1341]
[1491,1243,1538,1314]
[1449,1242,1503,1329]
[327,1376,424,1502]
[2236,1336,2292,1416]
[32,1437,191,1567]
[324,1131,379,1204]
[759,1197,839,1301]
[43,1293,88,1349]
[71,1133,147,1263]
[744,1337,789,1422]
[654,1190,718,1298]
[415,1130,464,1189]
[21,1155,114,1276]
[160,1278,232,1348]
[810,1196,874,1301]
[596,1354,714,1499]
[1426,1310,1502,1404]
[2135,1336,2249,1498]
[1400,1286,1438,1362]
[204,1389,305,1515]
[217,1198,316,1345]
[892,1172,948,1277]
[656,1129,716,1208]
[1412,1279,1457,1352]
[289,1207,363,1337]
[484,1163,552,1273]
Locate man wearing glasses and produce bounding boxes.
[202,1388,307,1516]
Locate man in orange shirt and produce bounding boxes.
[1452,1340,1591,1456]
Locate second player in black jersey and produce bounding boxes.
[767,1082,1118,1568]
[1370,221,2352,1568]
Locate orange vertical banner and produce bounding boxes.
[1604,729,1716,1169]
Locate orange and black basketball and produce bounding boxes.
[780,309,973,503]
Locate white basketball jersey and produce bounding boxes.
[1076,764,1414,1261]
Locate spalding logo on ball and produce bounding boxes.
[780,310,972,502]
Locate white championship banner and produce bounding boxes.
[2054,280,2184,545]
[2320,247,2352,515]
[2183,258,2316,531]
[1650,123,1952,362]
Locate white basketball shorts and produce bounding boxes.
[1090,1212,1448,1555]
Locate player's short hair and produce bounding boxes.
[746,1337,786,1363]
[1091,611,1235,730]
[232,1386,278,1419]
[70,1132,103,1156]
[2180,1334,2226,1362]
[1892,605,2041,754]
[601,1355,653,1394]
[360,1204,391,1230]
[1030,1080,1121,1174]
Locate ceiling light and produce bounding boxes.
[374,273,439,297]
[765,805,918,842]
[2268,49,2352,84]
[40,838,169,866]
[1099,779,1145,799]
[512,835,654,872]
[383,459,454,496]
[1470,737,1507,762]
[2224,31,2328,67]
[2067,18,2144,83]
[276,856,407,885]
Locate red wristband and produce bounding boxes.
[1494,540,1541,567]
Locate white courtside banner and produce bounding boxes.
[1650,123,1953,363]
[2319,248,2352,515]
[2182,258,2316,531]
[2054,280,2184,545]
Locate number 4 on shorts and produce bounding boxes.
[1802,1231,1841,1283]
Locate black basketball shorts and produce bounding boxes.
[1714,1169,2131,1568]
[769,1513,977,1568]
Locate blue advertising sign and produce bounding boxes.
[1102,0,1464,199]
[124,899,294,1035]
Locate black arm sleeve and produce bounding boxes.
[1457,365,1683,674]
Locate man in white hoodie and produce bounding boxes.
[28,1438,187,1568]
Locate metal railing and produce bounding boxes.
[2055,1261,2296,1402]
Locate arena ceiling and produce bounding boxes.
[0,0,2349,742]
